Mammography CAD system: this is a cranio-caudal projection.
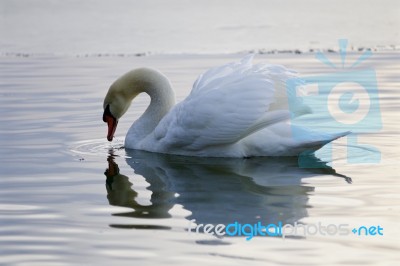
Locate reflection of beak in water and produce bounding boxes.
[104,154,175,227]
[104,150,352,231]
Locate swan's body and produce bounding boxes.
[103,55,347,157]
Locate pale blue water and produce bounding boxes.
[1,0,399,55]
[1,0,400,265]
[1,53,399,265]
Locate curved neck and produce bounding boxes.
[127,69,176,141]
[142,80,175,128]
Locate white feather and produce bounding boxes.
[108,55,349,157]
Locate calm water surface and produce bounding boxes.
[1,53,399,265]
[1,0,399,54]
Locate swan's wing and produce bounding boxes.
[152,55,300,151]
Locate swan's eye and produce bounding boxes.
[103,104,112,122]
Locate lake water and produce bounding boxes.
[1,0,400,265]
[1,53,399,265]
[1,0,399,55]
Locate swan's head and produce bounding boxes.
[103,71,139,141]
[102,68,175,142]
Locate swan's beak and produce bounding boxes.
[103,105,118,142]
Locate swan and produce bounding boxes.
[103,55,348,157]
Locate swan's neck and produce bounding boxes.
[126,69,175,142]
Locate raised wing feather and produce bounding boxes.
[152,55,299,151]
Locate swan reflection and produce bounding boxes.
[104,150,351,229]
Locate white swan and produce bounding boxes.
[103,55,348,157]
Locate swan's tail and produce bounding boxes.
[293,130,351,153]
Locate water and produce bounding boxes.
[1,53,399,265]
[1,0,400,264]
[1,0,399,55]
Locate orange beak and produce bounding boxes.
[103,105,118,142]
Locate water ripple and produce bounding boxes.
[70,138,125,158]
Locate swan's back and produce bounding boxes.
[125,55,345,157]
